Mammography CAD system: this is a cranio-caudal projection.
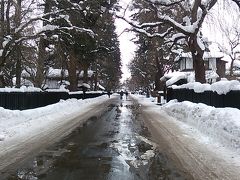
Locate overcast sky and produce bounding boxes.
[115,0,136,83]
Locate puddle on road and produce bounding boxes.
[4,99,189,180]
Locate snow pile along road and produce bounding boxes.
[163,100,240,152]
[0,95,109,142]
[132,94,240,156]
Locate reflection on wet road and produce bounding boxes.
[4,98,188,180]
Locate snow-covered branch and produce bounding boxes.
[144,0,185,7]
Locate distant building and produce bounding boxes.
[161,50,227,86]
[22,68,105,91]
[178,51,226,78]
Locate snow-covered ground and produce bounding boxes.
[0,95,109,142]
[132,94,240,167]
[1,91,240,176]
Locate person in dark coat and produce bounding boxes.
[125,91,129,99]
[107,90,111,98]
[120,91,124,99]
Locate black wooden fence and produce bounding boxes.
[167,88,240,109]
[0,91,105,110]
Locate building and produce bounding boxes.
[161,50,227,86]
[22,68,105,91]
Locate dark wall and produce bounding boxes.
[167,88,240,109]
[0,92,105,110]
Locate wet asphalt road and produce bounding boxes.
[4,97,188,180]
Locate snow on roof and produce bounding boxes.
[78,83,91,89]
[161,72,187,86]
[48,68,68,78]
[203,51,224,59]
[172,79,240,95]
[162,70,221,87]
[79,70,94,78]
[98,83,105,90]
[178,51,224,61]
[205,71,219,80]
[21,69,36,78]
[47,68,94,78]
[161,71,195,86]
[22,68,95,79]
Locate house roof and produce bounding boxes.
[177,51,224,61]
[48,68,68,78]
[79,70,94,78]
[97,83,105,90]
[161,70,220,86]
[160,71,194,86]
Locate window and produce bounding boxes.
[186,58,193,69]
[204,59,210,70]
[180,58,186,70]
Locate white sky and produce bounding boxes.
[115,0,136,83]
[202,1,237,44]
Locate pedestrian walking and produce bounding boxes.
[125,91,129,99]
[120,91,124,99]
[107,90,111,98]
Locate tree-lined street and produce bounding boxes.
[1,0,240,179]
[1,95,240,179]
[2,96,190,180]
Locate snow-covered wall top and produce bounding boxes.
[0,86,42,92]
[22,68,95,78]
[171,79,240,95]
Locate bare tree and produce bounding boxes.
[118,0,238,83]
[217,7,240,77]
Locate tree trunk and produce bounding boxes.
[154,55,164,91]
[229,58,234,77]
[83,63,89,83]
[35,38,46,88]
[15,0,22,88]
[0,0,5,86]
[35,0,52,88]
[189,36,206,83]
[0,1,4,35]
[94,71,98,91]
[15,49,22,87]
[68,50,78,91]
[192,51,206,83]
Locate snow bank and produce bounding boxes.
[172,79,240,94]
[131,94,240,155]
[0,95,109,141]
[162,100,240,152]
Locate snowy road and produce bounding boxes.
[0,97,115,176]
[1,97,188,179]
[1,95,239,179]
